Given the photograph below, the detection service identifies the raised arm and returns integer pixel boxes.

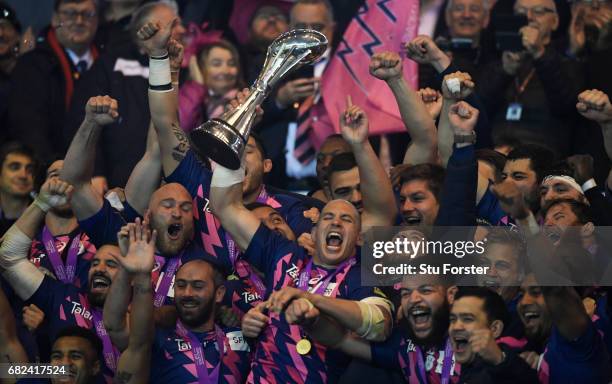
[576,89,612,191]
[139,19,189,176]
[437,72,475,167]
[542,287,590,341]
[124,122,162,215]
[369,52,437,165]
[339,98,397,230]
[113,219,156,384]
[0,180,72,300]
[209,165,260,251]
[61,96,119,220]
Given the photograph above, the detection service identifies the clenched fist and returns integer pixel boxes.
[449,101,479,135]
[137,19,178,57]
[441,72,474,100]
[576,89,612,125]
[85,95,119,126]
[369,52,402,82]
[405,36,449,69]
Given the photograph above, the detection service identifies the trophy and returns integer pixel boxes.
[190,29,328,169]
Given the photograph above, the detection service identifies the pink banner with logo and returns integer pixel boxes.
[320,0,420,137]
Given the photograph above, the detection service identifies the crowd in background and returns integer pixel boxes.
[0,0,611,383]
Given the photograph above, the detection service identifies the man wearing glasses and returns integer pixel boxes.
[482,0,583,160]
[7,0,99,176]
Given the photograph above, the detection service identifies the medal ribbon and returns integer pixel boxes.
[153,253,183,307]
[297,257,356,295]
[42,227,81,284]
[415,338,453,384]
[91,308,119,372]
[175,321,225,384]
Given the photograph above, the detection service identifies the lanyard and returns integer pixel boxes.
[234,259,267,297]
[153,254,182,307]
[42,227,81,284]
[514,68,535,99]
[415,338,453,384]
[91,308,118,372]
[175,321,225,384]
[297,257,356,295]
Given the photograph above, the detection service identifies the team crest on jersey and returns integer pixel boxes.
[227,331,250,352]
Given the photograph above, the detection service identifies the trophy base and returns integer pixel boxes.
[190,119,245,170]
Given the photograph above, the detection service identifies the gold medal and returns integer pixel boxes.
[296,338,312,355]
[227,274,239,281]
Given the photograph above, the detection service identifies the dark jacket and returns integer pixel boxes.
[8,29,97,166]
[458,346,539,384]
[481,45,583,156]
[63,42,149,188]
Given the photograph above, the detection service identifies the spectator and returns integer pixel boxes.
[0,142,35,237]
[419,0,497,89]
[63,1,185,189]
[179,34,244,132]
[8,0,99,169]
[0,1,34,141]
[481,0,583,156]
[244,4,289,84]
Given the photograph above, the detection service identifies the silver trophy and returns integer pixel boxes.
[190,29,328,169]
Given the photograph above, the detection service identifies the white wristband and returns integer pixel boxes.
[581,178,597,192]
[211,163,245,188]
[32,197,50,212]
[149,54,172,91]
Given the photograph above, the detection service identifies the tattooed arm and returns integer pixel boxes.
[140,20,190,177]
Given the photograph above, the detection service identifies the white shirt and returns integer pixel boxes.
[66,48,94,70]
[285,49,330,179]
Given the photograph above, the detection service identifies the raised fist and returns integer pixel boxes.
[520,24,546,59]
[418,88,443,120]
[369,51,402,82]
[85,95,119,126]
[37,178,74,211]
[448,101,479,135]
[576,89,612,125]
[405,35,449,70]
[441,72,474,100]
[136,19,178,57]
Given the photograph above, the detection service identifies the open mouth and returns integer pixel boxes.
[483,279,500,289]
[167,223,183,240]
[325,231,343,251]
[403,215,422,226]
[91,275,110,289]
[452,334,469,353]
[521,310,541,327]
[409,306,432,328]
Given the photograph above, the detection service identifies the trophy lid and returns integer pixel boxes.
[269,29,328,64]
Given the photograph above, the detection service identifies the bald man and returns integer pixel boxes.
[211,160,393,383]
[61,96,207,309]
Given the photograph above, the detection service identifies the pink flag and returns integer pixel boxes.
[319,0,420,138]
[228,0,294,45]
